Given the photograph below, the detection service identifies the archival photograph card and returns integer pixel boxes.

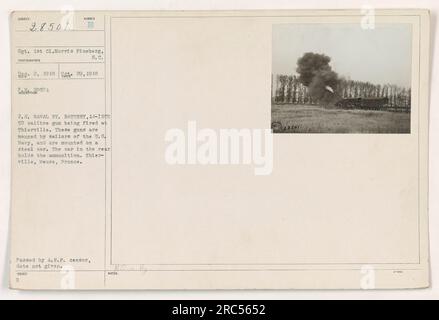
[9,9,430,289]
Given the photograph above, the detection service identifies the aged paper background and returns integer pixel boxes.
[8,9,430,290]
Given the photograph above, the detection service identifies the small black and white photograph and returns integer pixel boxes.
[271,24,412,133]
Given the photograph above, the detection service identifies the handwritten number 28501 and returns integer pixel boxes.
[29,21,72,32]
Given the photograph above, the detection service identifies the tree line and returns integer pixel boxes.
[272,74,411,108]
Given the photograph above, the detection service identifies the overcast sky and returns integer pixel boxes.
[272,24,412,88]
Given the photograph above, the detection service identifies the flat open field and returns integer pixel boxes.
[271,104,411,133]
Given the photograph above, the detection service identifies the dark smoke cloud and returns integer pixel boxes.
[296,52,340,104]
